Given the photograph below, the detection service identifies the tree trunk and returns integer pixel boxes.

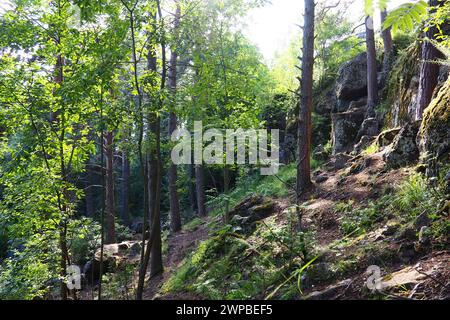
[195,164,207,217]
[188,163,197,213]
[415,0,442,120]
[149,0,165,279]
[224,165,230,223]
[59,225,68,300]
[168,1,182,233]
[365,16,378,118]
[85,156,95,218]
[105,131,116,244]
[147,118,163,277]
[121,150,130,226]
[296,0,315,201]
[380,9,393,74]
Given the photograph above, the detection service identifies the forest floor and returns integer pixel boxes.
[143,220,210,300]
[141,151,449,300]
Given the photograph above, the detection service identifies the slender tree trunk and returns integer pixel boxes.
[121,150,130,226]
[415,0,442,120]
[380,9,393,74]
[188,163,197,213]
[149,0,166,279]
[296,0,315,200]
[195,164,207,217]
[149,118,163,278]
[59,225,68,300]
[105,131,116,244]
[365,16,378,118]
[224,165,230,223]
[168,1,182,233]
[85,158,95,218]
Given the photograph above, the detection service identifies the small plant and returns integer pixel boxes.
[183,217,204,232]
[362,142,379,156]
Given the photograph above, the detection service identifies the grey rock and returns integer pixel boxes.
[332,153,353,170]
[332,108,365,154]
[398,242,416,263]
[229,195,275,234]
[414,212,431,230]
[306,279,352,300]
[335,53,368,101]
[352,135,375,156]
[376,128,401,148]
[418,226,430,246]
[357,117,379,140]
[396,226,417,242]
[383,121,421,168]
[315,175,329,184]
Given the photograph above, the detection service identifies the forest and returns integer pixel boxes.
[0,0,449,301]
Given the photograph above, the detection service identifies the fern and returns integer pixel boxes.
[383,1,429,33]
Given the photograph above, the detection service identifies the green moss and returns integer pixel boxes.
[385,41,421,126]
[182,217,204,232]
[420,79,450,136]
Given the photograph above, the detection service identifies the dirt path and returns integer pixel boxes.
[297,152,411,247]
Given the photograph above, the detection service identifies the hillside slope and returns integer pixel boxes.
[144,149,449,300]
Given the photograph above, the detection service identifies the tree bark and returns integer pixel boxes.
[188,163,197,213]
[121,150,130,226]
[105,131,116,244]
[168,1,182,233]
[149,119,163,277]
[148,0,167,278]
[195,164,207,217]
[415,0,442,120]
[380,9,393,73]
[365,16,378,118]
[85,154,95,218]
[296,0,315,203]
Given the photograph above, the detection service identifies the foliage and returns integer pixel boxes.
[383,1,429,33]
[163,213,316,300]
[101,263,137,300]
[336,173,447,238]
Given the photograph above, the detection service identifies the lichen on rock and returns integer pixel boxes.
[417,78,450,170]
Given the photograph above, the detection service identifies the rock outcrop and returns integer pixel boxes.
[229,195,275,234]
[332,108,365,154]
[83,241,141,284]
[335,53,369,104]
[383,121,421,168]
[331,53,382,154]
[417,78,450,172]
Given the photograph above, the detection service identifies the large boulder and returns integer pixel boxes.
[83,241,142,284]
[332,108,365,154]
[229,195,275,234]
[335,53,368,102]
[417,78,450,174]
[383,121,421,168]
[356,117,380,141]
[375,127,401,148]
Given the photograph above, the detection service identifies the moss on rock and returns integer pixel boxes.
[385,41,421,127]
[418,78,450,162]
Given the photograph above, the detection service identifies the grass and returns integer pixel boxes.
[362,142,379,156]
[182,217,204,232]
[335,173,447,243]
[208,157,324,218]
[162,212,316,300]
